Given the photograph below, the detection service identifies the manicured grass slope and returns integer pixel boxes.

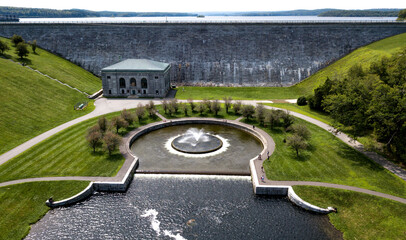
[0,181,89,240]
[0,58,94,155]
[293,186,406,240]
[1,37,101,94]
[0,111,158,183]
[258,117,406,198]
[175,33,406,100]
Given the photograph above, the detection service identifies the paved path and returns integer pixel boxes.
[0,97,405,204]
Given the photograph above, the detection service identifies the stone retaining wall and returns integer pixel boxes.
[2,23,405,86]
[249,159,335,214]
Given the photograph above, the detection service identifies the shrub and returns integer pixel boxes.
[297,96,307,106]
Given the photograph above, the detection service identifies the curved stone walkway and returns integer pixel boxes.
[0,98,405,205]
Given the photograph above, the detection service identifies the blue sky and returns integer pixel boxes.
[2,0,405,12]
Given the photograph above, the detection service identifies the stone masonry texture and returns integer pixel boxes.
[1,23,405,86]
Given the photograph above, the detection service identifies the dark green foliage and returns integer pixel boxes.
[0,39,10,54]
[15,42,29,59]
[30,39,37,53]
[314,48,406,162]
[10,34,23,46]
[308,77,333,111]
[397,9,406,21]
[297,96,307,106]
[319,9,399,17]
[265,110,281,129]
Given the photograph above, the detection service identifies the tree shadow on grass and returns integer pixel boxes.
[337,144,385,172]
[16,58,32,66]
[106,153,123,161]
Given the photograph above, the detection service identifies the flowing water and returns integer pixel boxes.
[26,175,342,240]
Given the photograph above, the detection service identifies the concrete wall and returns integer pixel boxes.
[1,23,405,86]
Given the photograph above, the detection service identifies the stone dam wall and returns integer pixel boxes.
[1,23,406,86]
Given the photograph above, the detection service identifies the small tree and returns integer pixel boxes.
[223,96,233,113]
[30,40,37,53]
[103,131,121,156]
[11,34,24,46]
[170,99,179,113]
[16,42,29,59]
[281,111,294,130]
[0,39,10,54]
[180,102,189,116]
[297,96,307,106]
[203,99,212,113]
[86,125,102,152]
[188,98,196,112]
[290,124,311,140]
[254,104,266,125]
[162,99,169,114]
[196,102,206,115]
[211,100,221,116]
[241,104,255,120]
[135,103,145,121]
[121,109,135,126]
[98,116,108,133]
[233,101,242,114]
[287,134,308,157]
[265,110,280,129]
[111,116,128,133]
[145,100,156,117]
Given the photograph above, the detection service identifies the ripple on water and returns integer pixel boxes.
[26,175,342,240]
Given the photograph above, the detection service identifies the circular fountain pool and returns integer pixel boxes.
[130,123,263,175]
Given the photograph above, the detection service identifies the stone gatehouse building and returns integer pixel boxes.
[101,59,171,98]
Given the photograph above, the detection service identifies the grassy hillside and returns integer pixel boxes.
[0,181,89,240]
[294,186,406,240]
[175,33,406,100]
[0,58,94,155]
[0,37,101,94]
[0,109,158,182]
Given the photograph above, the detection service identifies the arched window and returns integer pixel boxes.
[141,78,148,88]
[130,78,136,87]
[119,78,126,88]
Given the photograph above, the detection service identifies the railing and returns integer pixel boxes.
[0,20,404,25]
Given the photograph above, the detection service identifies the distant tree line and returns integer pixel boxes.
[0,7,196,18]
[299,48,406,163]
[318,9,400,17]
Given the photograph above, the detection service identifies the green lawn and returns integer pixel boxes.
[0,110,158,183]
[0,58,94,155]
[264,103,336,126]
[1,37,101,94]
[174,33,406,100]
[0,181,89,240]
[156,103,240,120]
[255,117,406,199]
[293,186,406,240]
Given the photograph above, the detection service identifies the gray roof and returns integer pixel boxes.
[102,59,170,72]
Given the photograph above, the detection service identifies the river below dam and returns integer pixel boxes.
[26,175,342,239]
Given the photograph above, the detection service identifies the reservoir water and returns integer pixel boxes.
[26,175,342,239]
